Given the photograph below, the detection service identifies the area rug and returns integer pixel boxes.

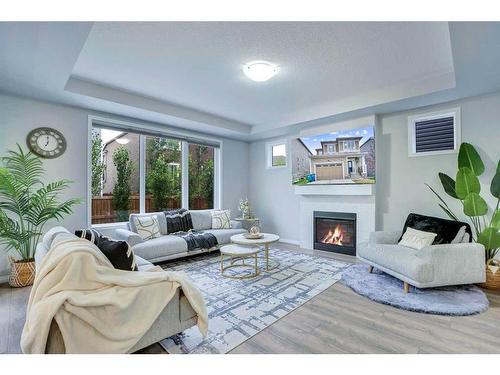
[158,249,349,353]
[341,264,489,316]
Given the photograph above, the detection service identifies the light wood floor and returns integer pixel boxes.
[3,244,500,354]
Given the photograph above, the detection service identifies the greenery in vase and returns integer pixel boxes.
[0,145,81,261]
[426,143,500,261]
[112,146,134,222]
[91,130,105,197]
[238,198,254,219]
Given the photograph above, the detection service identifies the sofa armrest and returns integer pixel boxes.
[417,242,486,284]
[115,228,144,247]
[230,220,243,229]
[369,230,401,245]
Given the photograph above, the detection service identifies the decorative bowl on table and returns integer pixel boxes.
[244,226,263,239]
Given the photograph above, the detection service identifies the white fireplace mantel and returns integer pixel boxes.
[294,184,374,196]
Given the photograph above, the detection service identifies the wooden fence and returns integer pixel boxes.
[91,195,210,224]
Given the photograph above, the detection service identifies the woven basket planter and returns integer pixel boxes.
[9,257,36,288]
[479,259,500,291]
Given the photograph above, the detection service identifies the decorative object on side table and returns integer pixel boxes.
[0,145,81,287]
[236,198,260,230]
[426,142,500,289]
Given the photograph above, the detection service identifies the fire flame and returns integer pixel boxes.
[321,225,344,245]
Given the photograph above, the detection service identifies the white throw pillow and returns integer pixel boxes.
[398,227,437,250]
[451,226,466,244]
[133,215,161,240]
[211,209,232,229]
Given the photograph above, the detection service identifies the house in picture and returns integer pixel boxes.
[311,137,368,182]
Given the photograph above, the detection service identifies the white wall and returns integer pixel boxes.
[248,137,300,242]
[0,93,249,279]
[376,91,500,231]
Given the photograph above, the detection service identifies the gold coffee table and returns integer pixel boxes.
[230,233,280,271]
[220,244,260,280]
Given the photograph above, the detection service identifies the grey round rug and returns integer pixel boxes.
[341,264,489,316]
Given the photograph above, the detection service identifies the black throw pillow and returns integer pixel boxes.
[74,228,102,245]
[164,208,193,233]
[96,237,138,271]
[399,213,472,245]
[75,229,138,271]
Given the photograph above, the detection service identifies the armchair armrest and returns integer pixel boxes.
[230,220,243,229]
[115,228,144,247]
[369,230,401,245]
[417,242,486,284]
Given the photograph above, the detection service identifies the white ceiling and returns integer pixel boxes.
[1,22,500,141]
[72,22,454,128]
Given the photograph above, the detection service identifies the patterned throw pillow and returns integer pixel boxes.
[211,209,232,229]
[398,227,437,250]
[133,215,161,240]
[97,237,138,271]
[75,228,102,245]
[75,229,137,271]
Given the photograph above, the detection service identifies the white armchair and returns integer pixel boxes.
[357,230,486,292]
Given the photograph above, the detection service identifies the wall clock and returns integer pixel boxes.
[26,127,67,159]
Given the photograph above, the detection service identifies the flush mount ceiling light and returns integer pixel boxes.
[116,137,130,145]
[242,61,279,82]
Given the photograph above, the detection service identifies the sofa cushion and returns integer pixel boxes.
[129,213,168,235]
[358,243,434,283]
[95,237,138,271]
[399,213,472,245]
[133,215,161,240]
[398,227,437,250]
[204,228,247,245]
[190,209,213,230]
[135,255,157,272]
[74,228,102,245]
[132,235,188,260]
[211,209,232,229]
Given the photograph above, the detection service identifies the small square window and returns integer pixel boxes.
[266,140,287,169]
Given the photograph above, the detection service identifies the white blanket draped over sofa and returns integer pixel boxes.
[21,234,207,354]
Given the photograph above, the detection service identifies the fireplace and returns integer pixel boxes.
[313,211,356,255]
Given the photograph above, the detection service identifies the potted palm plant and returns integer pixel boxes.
[426,143,500,289]
[0,145,80,287]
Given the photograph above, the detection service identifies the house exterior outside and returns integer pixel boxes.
[360,137,375,177]
[291,138,313,183]
[310,137,368,181]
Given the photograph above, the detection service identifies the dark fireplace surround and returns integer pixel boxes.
[313,211,357,256]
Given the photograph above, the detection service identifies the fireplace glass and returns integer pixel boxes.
[313,211,356,255]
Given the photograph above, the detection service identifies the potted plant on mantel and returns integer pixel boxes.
[426,143,500,289]
[0,145,80,287]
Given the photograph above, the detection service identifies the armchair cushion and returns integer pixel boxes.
[399,213,472,245]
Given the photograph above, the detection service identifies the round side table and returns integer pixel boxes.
[220,244,260,280]
[234,217,260,231]
[230,233,280,272]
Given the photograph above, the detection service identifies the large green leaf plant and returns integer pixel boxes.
[0,145,81,261]
[426,143,500,261]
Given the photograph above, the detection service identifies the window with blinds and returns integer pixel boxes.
[408,108,460,157]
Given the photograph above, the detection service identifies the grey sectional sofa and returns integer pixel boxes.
[115,209,247,263]
[357,230,486,292]
[35,227,198,353]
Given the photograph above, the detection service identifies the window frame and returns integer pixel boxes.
[407,107,461,158]
[87,116,222,227]
[266,139,288,169]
